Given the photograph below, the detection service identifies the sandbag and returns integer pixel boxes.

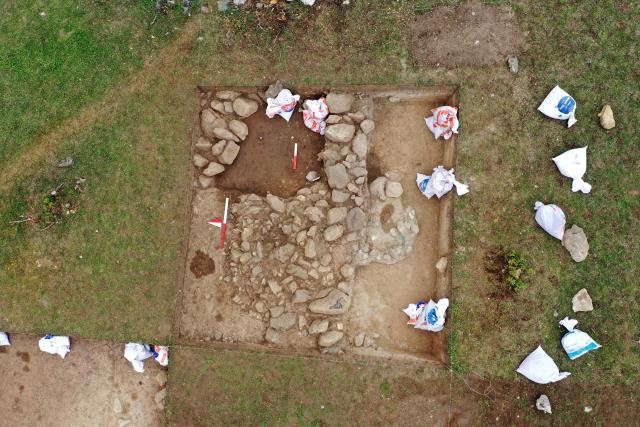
[266,89,300,122]
[302,98,329,135]
[538,86,577,127]
[534,201,566,240]
[38,335,71,358]
[153,345,169,366]
[404,298,449,332]
[416,167,469,199]
[552,147,591,193]
[559,317,601,360]
[516,346,570,384]
[0,332,9,346]
[124,343,154,373]
[424,106,459,140]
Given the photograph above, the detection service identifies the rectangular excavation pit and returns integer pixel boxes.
[178,86,457,363]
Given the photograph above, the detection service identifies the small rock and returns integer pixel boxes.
[435,257,448,273]
[232,97,259,117]
[195,137,213,151]
[318,330,344,347]
[584,406,592,413]
[507,55,519,73]
[304,240,317,259]
[309,289,350,315]
[193,153,209,168]
[270,306,285,318]
[306,171,320,182]
[327,207,348,225]
[340,264,355,280]
[325,124,356,143]
[308,319,329,334]
[331,190,350,203]
[385,180,403,198]
[229,120,249,140]
[305,206,324,223]
[57,157,74,168]
[203,162,225,176]
[346,207,366,231]
[200,109,226,139]
[572,288,593,312]
[216,90,240,100]
[350,167,367,178]
[326,93,354,114]
[210,99,225,113]
[266,194,286,213]
[598,104,615,129]
[354,332,365,347]
[265,328,280,344]
[211,140,227,156]
[326,163,350,189]
[360,119,375,134]
[562,224,589,262]
[156,372,167,387]
[113,398,122,414]
[348,111,366,123]
[218,141,240,165]
[265,81,284,99]
[286,264,309,280]
[154,388,166,409]
[213,127,239,142]
[536,394,552,414]
[324,224,344,242]
[270,312,297,331]
[268,279,282,295]
[326,114,341,124]
[223,102,234,113]
[292,289,312,304]
[198,175,213,189]
[352,133,368,158]
[369,177,388,200]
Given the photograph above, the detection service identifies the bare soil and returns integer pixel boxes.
[0,334,166,427]
[408,1,522,67]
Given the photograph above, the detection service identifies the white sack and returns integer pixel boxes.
[124,343,154,373]
[559,317,601,360]
[516,346,570,384]
[424,106,459,140]
[414,298,449,332]
[153,345,169,367]
[0,332,10,346]
[552,147,591,193]
[534,201,566,240]
[38,335,71,358]
[538,85,577,127]
[302,98,329,135]
[301,0,316,5]
[266,89,300,122]
[416,167,469,199]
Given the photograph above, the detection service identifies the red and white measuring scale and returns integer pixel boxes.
[292,142,298,170]
[207,197,229,250]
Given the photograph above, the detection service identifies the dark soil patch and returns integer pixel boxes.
[408,1,522,67]
[483,247,511,298]
[215,110,324,198]
[189,250,215,278]
[380,203,395,233]
[16,351,30,363]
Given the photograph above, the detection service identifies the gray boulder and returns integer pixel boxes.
[211,140,227,156]
[324,225,344,242]
[308,319,329,334]
[326,163,349,189]
[326,93,354,114]
[318,330,344,347]
[360,119,375,135]
[385,180,403,198]
[331,190,350,203]
[229,120,248,140]
[270,312,297,331]
[346,207,366,231]
[232,97,259,117]
[266,194,285,213]
[327,207,348,225]
[325,124,356,143]
[369,177,388,200]
[309,289,350,315]
[200,109,227,139]
[352,132,368,158]
[218,141,240,165]
[572,288,593,312]
[195,137,213,151]
[193,154,209,168]
[213,127,239,142]
[203,162,225,176]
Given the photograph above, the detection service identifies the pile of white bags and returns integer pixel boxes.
[559,317,601,360]
[516,346,570,384]
[266,89,300,122]
[0,332,10,346]
[124,343,169,373]
[552,147,592,193]
[416,166,469,199]
[538,86,577,128]
[402,298,449,332]
[302,98,329,135]
[424,106,459,140]
[38,335,71,358]
[534,201,566,240]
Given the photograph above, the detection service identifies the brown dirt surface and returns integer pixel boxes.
[408,1,522,67]
[189,249,215,278]
[215,109,324,198]
[348,92,453,362]
[0,334,166,427]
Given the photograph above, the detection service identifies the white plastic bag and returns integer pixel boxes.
[266,89,300,122]
[424,106,459,140]
[516,346,570,384]
[552,147,592,193]
[559,317,601,360]
[153,345,169,366]
[0,332,10,346]
[124,343,154,373]
[538,86,577,127]
[416,167,469,199]
[414,298,449,332]
[534,201,566,240]
[38,335,71,358]
[302,98,329,135]
[402,301,427,326]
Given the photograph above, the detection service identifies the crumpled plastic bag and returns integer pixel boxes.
[266,89,300,122]
[0,332,10,346]
[124,343,169,373]
[516,346,570,384]
[559,317,601,360]
[403,298,449,332]
[534,202,566,240]
[424,106,459,140]
[302,98,329,135]
[552,147,592,193]
[416,166,469,199]
[38,335,71,358]
[538,86,577,127]
[301,0,316,5]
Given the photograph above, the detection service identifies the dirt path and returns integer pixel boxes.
[0,334,166,427]
[0,17,203,194]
